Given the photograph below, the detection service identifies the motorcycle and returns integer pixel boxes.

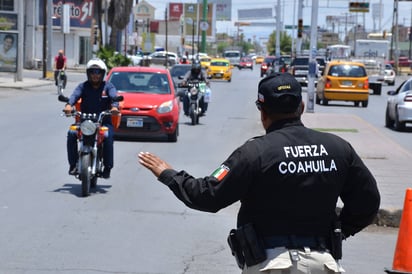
[58,95,123,197]
[179,80,211,125]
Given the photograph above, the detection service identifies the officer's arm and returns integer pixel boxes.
[339,149,380,238]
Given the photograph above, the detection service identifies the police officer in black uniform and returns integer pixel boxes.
[138,73,380,274]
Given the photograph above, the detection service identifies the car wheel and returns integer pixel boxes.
[167,124,178,142]
[315,94,320,104]
[354,101,360,107]
[228,78,231,82]
[389,81,395,86]
[394,108,406,131]
[385,106,394,128]
[361,100,368,108]
[322,98,328,106]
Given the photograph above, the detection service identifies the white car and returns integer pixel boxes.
[385,77,412,131]
[148,51,178,66]
[127,55,143,66]
[378,64,396,86]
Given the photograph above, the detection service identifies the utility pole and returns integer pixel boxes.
[201,0,207,53]
[306,0,318,113]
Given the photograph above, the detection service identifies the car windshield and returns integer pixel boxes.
[211,61,229,66]
[328,64,367,77]
[170,66,191,77]
[108,72,171,94]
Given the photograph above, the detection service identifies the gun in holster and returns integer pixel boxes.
[227,223,267,269]
[330,220,342,260]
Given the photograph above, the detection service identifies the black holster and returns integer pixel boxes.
[330,221,342,260]
[227,223,267,269]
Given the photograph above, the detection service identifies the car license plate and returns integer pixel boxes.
[215,73,222,77]
[342,80,352,86]
[126,118,143,127]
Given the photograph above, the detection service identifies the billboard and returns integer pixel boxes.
[184,3,214,37]
[169,3,183,20]
[39,0,95,28]
[209,0,232,21]
[238,8,273,20]
[0,32,17,73]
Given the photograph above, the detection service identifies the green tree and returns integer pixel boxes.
[267,31,292,55]
[107,0,134,50]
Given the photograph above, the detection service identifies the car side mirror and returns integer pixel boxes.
[387,90,397,96]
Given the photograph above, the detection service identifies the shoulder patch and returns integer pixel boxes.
[211,164,230,181]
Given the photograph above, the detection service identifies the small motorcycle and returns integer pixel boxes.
[58,95,123,197]
[179,80,211,125]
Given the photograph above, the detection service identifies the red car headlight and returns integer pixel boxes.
[157,100,174,114]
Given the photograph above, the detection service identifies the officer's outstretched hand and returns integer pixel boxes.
[138,152,172,178]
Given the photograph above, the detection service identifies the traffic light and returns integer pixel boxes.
[135,20,138,32]
[298,19,303,38]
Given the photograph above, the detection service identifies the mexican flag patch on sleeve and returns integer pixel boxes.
[211,164,230,181]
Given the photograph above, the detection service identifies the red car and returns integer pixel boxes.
[238,57,254,70]
[106,66,180,142]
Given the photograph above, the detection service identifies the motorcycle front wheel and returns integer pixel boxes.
[189,104,198,125]
[80,153,91,197]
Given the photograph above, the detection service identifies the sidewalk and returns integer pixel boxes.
[0,72,409,227]
[302,112,411,227]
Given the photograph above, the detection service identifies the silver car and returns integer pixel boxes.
[385,78,412,131]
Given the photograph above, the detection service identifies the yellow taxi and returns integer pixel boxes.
[199,55,212,69]
[255,56,264,64]
[316,60,369,107]
[207,58,233,82]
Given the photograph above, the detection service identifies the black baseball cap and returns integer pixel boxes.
[257,73,302,113]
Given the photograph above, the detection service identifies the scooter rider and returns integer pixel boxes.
[181,59,210,116]
[63,58,119,179]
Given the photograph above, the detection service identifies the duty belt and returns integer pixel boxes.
[263,235,328,250]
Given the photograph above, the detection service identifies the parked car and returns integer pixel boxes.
[289,56,326,86]
[385,78,412,131]
[316,60,369,107]
[238,57,253,70]
[377,63,396,86]
[207,58,233,82]
[148,51,179,66]
[106,66,180,142]
[260,56,276,77]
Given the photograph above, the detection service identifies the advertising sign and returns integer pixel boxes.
[39,0,95,28]
[169,3,183,20]
[0,32,17,72]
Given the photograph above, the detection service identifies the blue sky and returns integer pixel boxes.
[147,0,412,41]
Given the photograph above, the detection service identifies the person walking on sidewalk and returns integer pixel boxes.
[138,73,380,274]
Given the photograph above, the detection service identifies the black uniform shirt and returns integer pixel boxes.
[158,118,380,238]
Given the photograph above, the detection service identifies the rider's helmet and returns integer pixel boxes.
[191,59,202,76]
[86,58,107,82]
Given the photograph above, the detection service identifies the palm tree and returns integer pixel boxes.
[107,0,134,50]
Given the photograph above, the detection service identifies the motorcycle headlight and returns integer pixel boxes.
[157,100,173,114]
[80,120,97,136]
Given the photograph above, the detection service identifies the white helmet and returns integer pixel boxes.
[86,58,107,74]
[86,58,107,82]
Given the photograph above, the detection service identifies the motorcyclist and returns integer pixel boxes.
[180,56,190,64]
[181,59,210,116]
[63,58,119,179]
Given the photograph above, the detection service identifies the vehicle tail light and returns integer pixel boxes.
[363,79,369,89]
[325,78,332,88]
[405,94,412,102]
[262,64,267,69]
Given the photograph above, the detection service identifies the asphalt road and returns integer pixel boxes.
[0,67,406,273]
